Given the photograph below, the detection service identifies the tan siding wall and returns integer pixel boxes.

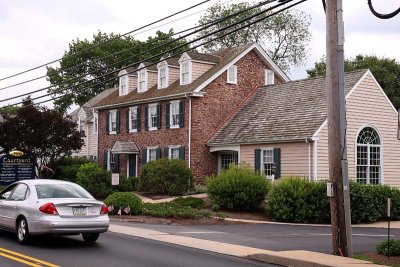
[316,72,400,186]
[168,67,179,86]
[147,71,157,89]
[192,62,214,81]
[240,142,312,178]
[316,124,329,180]
[87,123,98,157]
[128,75,137,93]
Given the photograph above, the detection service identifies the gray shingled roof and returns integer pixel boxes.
[187,51,220,63]
[111,141,139,154]
[208,70,367,146]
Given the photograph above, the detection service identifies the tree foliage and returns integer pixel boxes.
[0,105,84,174]
[197,2,311,71]
[307,55,400,109]
[47,30,189,113]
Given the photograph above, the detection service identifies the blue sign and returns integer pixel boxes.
[0,151,36,186]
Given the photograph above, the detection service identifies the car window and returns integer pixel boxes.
[0,184,17,200]
[9,184,29,201]
[35,184,93,199]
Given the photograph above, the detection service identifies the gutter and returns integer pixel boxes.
[207,137,313,147]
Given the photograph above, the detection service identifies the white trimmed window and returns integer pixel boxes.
[158,66,168,89]
[220,153,238,170]
[129,107,138,132]
[265,69,275,85]
[262,149,274,179]
[138,70,147,92]
[93,112,98,135]
[180,61,191,84]
[108,151,115,171]
[119,75,128,96]
[78,115,85,132]
[170,101,180,128]
[169,146,180,159]
[227,65,237,84]
[147,147,157,162]
[110,110,117,133]
[356,127,381,185]
[149,104,158,130]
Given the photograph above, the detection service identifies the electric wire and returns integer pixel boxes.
[367,0,400,19]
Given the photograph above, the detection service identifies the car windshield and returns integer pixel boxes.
[35,184,93,199]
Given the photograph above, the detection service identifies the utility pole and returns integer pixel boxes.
[326,0,353,257]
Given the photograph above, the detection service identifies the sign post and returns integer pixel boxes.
[111,173,120,186]
[388,198,392,259]
[0,150,36,186]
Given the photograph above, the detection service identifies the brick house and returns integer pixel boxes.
[93,43,289,181]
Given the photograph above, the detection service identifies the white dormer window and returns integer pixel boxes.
[180,61,192,85]
[265,69,275,85]
[138,70,147,92]
[227,65,237,84]
[158,66,168,89]
[119,75,128,96]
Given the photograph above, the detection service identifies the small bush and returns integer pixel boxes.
[376,239,400,256]
[211,204,220,211]
[116,175,133,192]
[170,197,204,209]
[42,157,93,182]
[206,164,270,211]
[76,163,113,199]
[142,202,211,219]
[104,192,142,215]
[139,158,194,195]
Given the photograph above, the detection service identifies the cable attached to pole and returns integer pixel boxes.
[367,0,400,19]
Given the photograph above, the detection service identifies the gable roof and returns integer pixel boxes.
[208,69,368,146]
[186,51,220,63]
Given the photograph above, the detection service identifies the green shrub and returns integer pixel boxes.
[104,192,142,215]
[76,163,113,199]
[115,175,133,192]
[142,202,211,219]
[170,197,204,209]
[139,158,194,195]
[267,178,330,223]
[206,164,270,211]
[42,157,93,182]
[376,239,400,256]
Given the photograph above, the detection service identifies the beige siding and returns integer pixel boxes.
[128,75,137,93]
[168,66,179,86]
[240,142,312,178]
[87,123,98,158]
[316,72,400,186]
[147,71,157,89]
[192,62,214,81]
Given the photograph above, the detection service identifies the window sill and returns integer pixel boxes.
[129,129,138,133]
[227,81,237,85]
[148,127,157,131]
[169,125,180,129]
[109,131,117,135]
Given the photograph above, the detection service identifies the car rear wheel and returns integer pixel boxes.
[82,233,100,243]
[16,217,30,244]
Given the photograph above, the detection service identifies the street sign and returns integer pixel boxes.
[112,173,120,185]
[0,151,36,186]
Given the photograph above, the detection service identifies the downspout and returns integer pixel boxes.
[185,94,192,168]
[312,137,319,180]
[306,139,311,181]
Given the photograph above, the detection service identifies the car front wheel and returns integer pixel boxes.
[16,217,30,244]
[82,233,100,243]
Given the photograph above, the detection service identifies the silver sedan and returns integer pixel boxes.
[0,179,109,244]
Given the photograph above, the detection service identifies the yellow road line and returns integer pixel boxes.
[0,247,60,267]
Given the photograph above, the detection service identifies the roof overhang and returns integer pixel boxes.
[111,141,139,154]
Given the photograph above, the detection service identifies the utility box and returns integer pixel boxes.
[327,182,334,197]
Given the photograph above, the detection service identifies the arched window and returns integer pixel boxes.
[356,127,381,184]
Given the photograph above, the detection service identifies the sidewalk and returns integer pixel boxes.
[109,223,386,267]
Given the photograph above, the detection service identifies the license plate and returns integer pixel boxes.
[72,207,87,216]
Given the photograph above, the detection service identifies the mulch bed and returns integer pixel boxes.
[361,252,400,266]
[110,215,247,225]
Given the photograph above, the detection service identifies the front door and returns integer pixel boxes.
[128,154,137,177]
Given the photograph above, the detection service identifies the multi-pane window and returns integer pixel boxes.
[110,110,117,132]
[138,71,146,92]
[119,75,127,96]
[93,112,98,134]
[169,147,180,159]
[227,65,237,84]
[262,149,274,178]
[159,67,167,88]
[181,62,190,84]
[78,115,85,132]
[149,104,157,130]
[220,153,238,170]
[109,152,115,171]
[170,101,180,128]
[148,148,157,162]
[129,107,138,132]
[356,127,381,184]
[265,69,274,85]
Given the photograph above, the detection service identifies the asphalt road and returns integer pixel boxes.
[111,222,399,254]
[0,230,278,267]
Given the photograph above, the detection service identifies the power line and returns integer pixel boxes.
[0,0,237,92]
[0,0,212,82]
[9,0,307,108]
[0,0,279,103]
[367,0,400,19]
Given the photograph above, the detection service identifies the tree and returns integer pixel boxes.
[47,30,189,113]
[197,2,311,71]
[307,55,400,109]
[0,105,85,176]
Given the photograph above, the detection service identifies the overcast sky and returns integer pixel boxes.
[0,0,399,109]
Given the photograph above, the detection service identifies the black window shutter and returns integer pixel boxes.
[114,154,120,173]
[164,147,169,158]
[137,107,141,131]
[128,154,136,177]
[179,146,185,160]
[116,111,120,134]
[125,110,130,133]
[273,148,281,179]
[166,103,170,129]
[156,148,161,160]
[106,112,110,134]
[142,149,147,165]
[157,104,161,129]
[179,101,185,128]
[254,149,261,172]
[103,150,108,169]
[144,106,149,131]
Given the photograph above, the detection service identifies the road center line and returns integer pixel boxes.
[0,247,60,267]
